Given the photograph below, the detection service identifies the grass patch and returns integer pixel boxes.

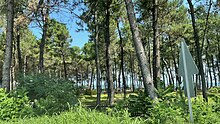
[0,107,145,124]
[79,92,137,106]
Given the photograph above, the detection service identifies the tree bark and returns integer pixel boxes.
[152,0,160,89]
[61,50,67,80]
[130,51,135,92]
[105,0,114,105]
[124,0,157,100]
[38,0,50,73]
[187,0,208,101]
[16,27,23,73]
[116,19,126,99]
[89,67,94,90]
[94,11,101,105]
[2,0,14,92]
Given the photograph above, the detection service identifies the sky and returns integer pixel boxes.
[29,8,89,48]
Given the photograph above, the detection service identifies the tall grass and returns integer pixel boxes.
[1,107,145,124]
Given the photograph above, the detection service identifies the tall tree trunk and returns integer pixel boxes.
[124,0,157,100]
[2,0,14,92]
[16,27,22,73]
[187,0,208,102]
[130,51,135,92]
[114,57,117,90]
[217,39,220,84]
[87,64,89,88]
[11,41,16,90]
[211,56,217,86]
[116,19,126,99]
[152,0,160,89]
[147,37,152,75]
[206,39,212,88]
[95,11,101,105]
[89,67,94,90]
[61,50,67,80]
[38,0,50,73]
[105,0,114,105]
[76,68,79,87]
[201,0,212,50]
[118,65,121,92]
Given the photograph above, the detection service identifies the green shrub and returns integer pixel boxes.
[126,91,153,118]
[115,88,220,124]
[17,74,78,115]
[191,97,220,124]
[0,88,33,120]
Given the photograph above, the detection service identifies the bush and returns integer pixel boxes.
[115,88,220,124]
[17,74,78,115]
[0,88,33,120]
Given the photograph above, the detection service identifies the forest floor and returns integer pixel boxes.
[79,91,137,107]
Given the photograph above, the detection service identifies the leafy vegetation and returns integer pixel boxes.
[113,89,220,124]
[0,88,33,120]
[17,74,78,115]
[0,106,146,124]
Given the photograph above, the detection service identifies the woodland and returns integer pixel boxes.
[0,0,220,124]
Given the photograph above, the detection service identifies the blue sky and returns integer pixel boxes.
[29,9,89,48]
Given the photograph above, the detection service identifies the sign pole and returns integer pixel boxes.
[181,42,194,123]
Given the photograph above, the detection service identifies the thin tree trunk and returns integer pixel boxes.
[2,0,14,92]
[118,66,121,92]
[16,27,22,73]
[187,0,208,102]
[38,0,50,73]
[152,0,160,89]
[11,42,16,90]
[130,51,135,92]
[76,68,79,87]
[206,39,212,88]
[147,37,152,75]
[89,67,94,90]
[201,0,212,51]
[94,11,101,105]
[86,64,89,87]
[116,19,126,99]
[211,56,217,86]
[105,0,114,105]
[124,0,157,100]
[61,50,67,80]
[217,38,220,84]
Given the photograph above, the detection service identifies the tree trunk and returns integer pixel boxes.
[94,11,101,105]
[16,27,23,73]
[152,0,160,89]
[118,65,121,92]
[130,51,135,92]
[116,19,126,99]
[187,0,208,102]
[38,0,50,73]
[105,0,114,105]
[124,0,157,100]
[2,0,14,92]
[89,67,94,90]
[147,37,152,75]
[217,39,220,84]
[211,56,217,86]
[61,50,67,80]
[206,39,212,88]
[76,68,79,87]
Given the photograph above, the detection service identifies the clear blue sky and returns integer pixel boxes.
[29,9,89,48]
